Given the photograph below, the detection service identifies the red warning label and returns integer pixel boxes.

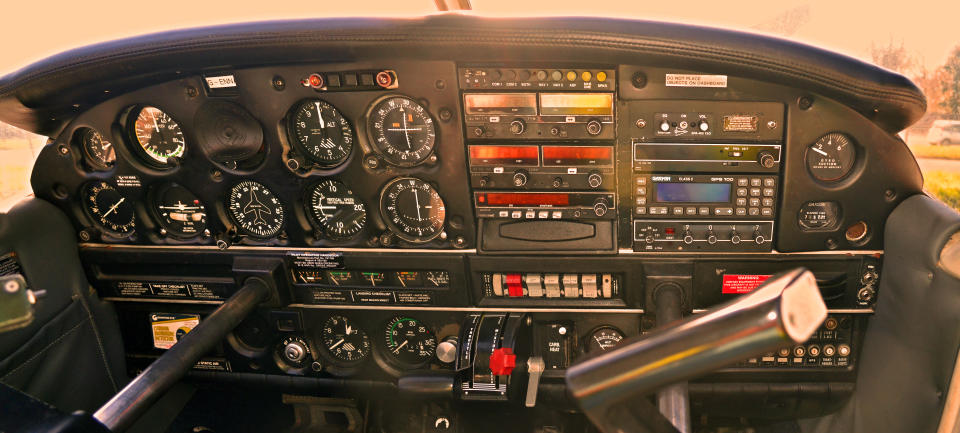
[721,274,772,294]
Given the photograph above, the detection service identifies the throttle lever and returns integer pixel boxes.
[566,268,826,433]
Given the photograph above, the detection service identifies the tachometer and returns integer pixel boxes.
[806,133,856,182]
[382,316,436,369]
[287,99,354,167]
[83,181,135,237]
[151,183,207,238]
[305,180,366,239]
[130,106,186,166]
[78,128,115,170]
[227,181,285,239]
[379,178,446,243]
[367,96,436,166]
[320,315,371,364]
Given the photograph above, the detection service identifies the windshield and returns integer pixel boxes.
[1,0,958,210]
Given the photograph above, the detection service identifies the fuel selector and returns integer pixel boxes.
[276,335,314,372]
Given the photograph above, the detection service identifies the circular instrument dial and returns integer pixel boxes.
[227,181,285,239]
[130,106,186,165]
[320,315,371,364]
[79,128,115,170]
[382,316,436,368]
[151,183,207,238]
[83,181,135,236]
[586,326,625,353]
[367,96,436,166]
[306,180,367,239]
[379,178,446,243]
[288,99,354,167]
[806,133,856,182]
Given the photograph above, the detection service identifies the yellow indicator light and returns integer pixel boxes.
[566,71,577,81]
[596,71,607,82]
[581,71,592,82]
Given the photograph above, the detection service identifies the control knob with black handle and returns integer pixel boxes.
[586,119,603,136]
[758,151,776,168]
[510,119,526,135]
[587,171,603,189]
[593,198,610,217]
[513,170,529,187]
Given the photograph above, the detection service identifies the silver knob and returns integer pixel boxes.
[510,119,526,135]
[283,341,307,363]
[586,120,603,136]
[587,172,603,189]
[436,338,459,364]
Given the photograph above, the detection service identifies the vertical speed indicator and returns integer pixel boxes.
[305,180,367,239]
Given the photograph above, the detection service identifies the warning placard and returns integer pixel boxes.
[721,274,772,294]
[150,313,200,349]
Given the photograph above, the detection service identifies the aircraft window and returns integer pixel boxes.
[0,122,43,211]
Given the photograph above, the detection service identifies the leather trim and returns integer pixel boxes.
[0,15,924,136]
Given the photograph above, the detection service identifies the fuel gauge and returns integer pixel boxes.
[424,271,450,287]
[359,271,386,287]
[324,270,357,286]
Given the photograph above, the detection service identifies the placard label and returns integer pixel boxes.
[721,274,772,294]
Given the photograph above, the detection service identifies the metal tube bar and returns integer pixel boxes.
[94,277,270,432]
[654,285,691,433]
[566,268,826,413]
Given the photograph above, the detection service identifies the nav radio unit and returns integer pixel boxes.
[628,101,786,252]
[460,66,617,254]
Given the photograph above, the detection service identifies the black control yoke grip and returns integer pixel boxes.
[93,277,271,432]
[565,268,826,433]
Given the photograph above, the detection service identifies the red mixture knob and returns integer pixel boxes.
[489,347,517,375]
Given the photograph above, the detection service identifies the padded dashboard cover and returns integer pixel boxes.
[0,15,925,137]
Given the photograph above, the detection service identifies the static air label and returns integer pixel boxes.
[665,74,728,88]
[150,313,200,350]
[721,274,772,294]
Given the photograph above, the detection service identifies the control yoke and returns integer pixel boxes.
[93,276,272,432]
[565,268,826,433]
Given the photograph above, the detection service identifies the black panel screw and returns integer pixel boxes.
[272,76,286,91]
[439,108,453,122]
[79,230,92,242]
[631,72,647,89]
[884,189,897,201]
[435,79,446,90]
[57,144,69,155]
[798,96,814,110]
[825,237,838,250]
[185,86,199,98]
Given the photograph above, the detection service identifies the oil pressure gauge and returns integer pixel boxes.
[586,326,625,353]
[806,133,856,182]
